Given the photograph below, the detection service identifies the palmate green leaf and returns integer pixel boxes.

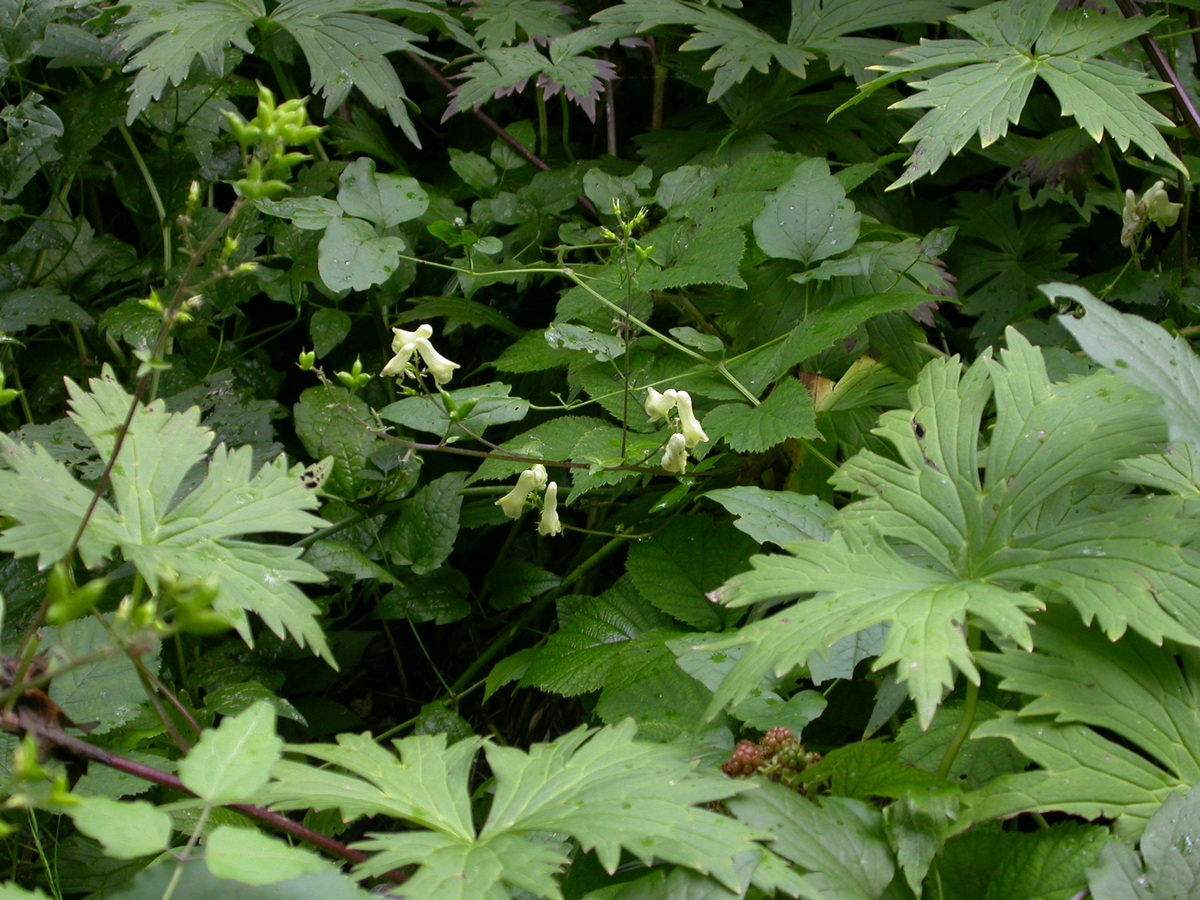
[709,328,1199,727]
[593,0,814,101]
[704,486,834,546]
[0,370,332,663]
[853,0,1181,188]
[121,0,464,143]
[120,0,263,123]
[0,92,63,198]
[466,0,573,49]
[710,532,1042,727]
[965,612,1200,832]
[317,216,406,293]
[265,721,757,899]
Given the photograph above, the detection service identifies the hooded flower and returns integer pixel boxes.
[645,387,708,449]
[672,390,708,449]
[495,465,549,518]
[662,433,689,475]
[1121,180,1183,248]
[644,387,676,422]
[382,324,460,385]
[537,481,563,536]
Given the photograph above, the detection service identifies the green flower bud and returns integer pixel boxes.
[297,350,316,371]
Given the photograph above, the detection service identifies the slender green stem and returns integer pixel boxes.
[116,122,170,269]
[936,627,981,780]
[535,86,549,158]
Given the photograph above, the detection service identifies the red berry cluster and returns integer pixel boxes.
[721,727,821,786]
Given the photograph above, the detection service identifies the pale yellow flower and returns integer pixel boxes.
[662,433,688,474]
[495,465,548,518]
[537,481,563,536]
[381,323,460,385]
[672,390,708,449]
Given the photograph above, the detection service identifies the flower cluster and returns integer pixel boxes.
[381,323,460,385]
[645,387,708,474]
[1121,180,1183,248]
[495,464,562,536]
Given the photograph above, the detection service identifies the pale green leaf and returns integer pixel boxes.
[467,0,572,49]
[753,158,860,266]
[109,863,372,899]
[336,157,428,227]
[888,56,1037,190]
[379,383,529,442]
[68,797,172,859]
[705,486,834,546]
[1088,784,1200,899]
[205,826,333,885]
[318,216,406,292]
[625,515,757,629]
[0,886,51,899]
[479,721,754,885]
[1039,58,1177,165]
[710,329,1187,727]
[726,785,895,900]
[966,613,1200,832]
[0,371,330,662]
[265,722,757,897]
[704,379,819,453]
[1052,284,1200,447]
[180,701,282,805]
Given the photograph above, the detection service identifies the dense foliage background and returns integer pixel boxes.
[6,0,1200,896]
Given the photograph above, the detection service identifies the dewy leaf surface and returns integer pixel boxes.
[264,721,757,899]
[709,328,1198,727]
[0,370,332,663]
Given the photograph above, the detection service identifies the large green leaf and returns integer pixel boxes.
[264,721,758,899]
[709,329,1199,727]
[967,612,1200,833]
[0,371,331,662]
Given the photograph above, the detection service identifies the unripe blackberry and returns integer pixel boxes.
[722,741,765,777]
[760,727,799,759]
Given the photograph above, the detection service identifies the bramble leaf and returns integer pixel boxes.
[0,370,332,663]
